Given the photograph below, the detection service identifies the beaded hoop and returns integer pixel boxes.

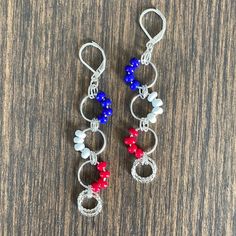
[74,41,112,217]
[74,128,106,158]
[80,94,112,124]
[124,127,158,158]
[122,8,166,183]
[130,94,163,123]
[77,161,110,192]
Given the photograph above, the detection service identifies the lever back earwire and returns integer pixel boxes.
[79,42,107,98]
[79,41,106,77]
[139,8,166,65]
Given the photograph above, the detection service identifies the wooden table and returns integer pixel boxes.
[0,0,235,235]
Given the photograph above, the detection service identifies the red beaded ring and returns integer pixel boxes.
[123,128,145,159]
[91,162,110,193]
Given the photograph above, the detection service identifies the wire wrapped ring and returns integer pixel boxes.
[77,189,103,217]
[131,156,157,183]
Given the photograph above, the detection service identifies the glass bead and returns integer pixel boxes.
[130,80,140,90]
[130,57,140,68]
[96,91,106,102]
[124,74,135,84]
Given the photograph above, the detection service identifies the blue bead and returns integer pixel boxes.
[125,65,134,74]
[96,91,106,102]
[101,98,112,108]
[130,58,140,69]
[102,108,113,117]
[130,80,140,90]
[124,74,135,84]
[98,114,108,124]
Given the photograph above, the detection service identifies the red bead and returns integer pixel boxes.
[128,144,137,154]
[100,170,110,179]
[124,137,136,145]
[128,128,138,137]
[97,162,107,171]
[135,149,144,159]
[98,178,108,189]
[91,182,100,192]
[124,137,130,145]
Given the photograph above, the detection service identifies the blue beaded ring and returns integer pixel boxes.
[95,90,113,124]
[123,58,141,91]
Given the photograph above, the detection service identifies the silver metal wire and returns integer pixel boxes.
[77,160,94,189]
[139,118,149,132]
[139,8,166,65]
[136,127,158,155]
[82,128,107,155]
[80,96,93,122]
[138,84,149,99]
[90,118,100,132]
[137,62,158,89]
[89,151,98,165]
[130,94,142,121]
[79,41,106,99]
[79,41,106,78]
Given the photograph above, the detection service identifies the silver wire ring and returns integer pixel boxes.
[139,8,166,45]
[82,128,107,155]
[137,61,158,88]
[79,41,106,77]
[77,161,95,189]
[77,189,103,217]
[131,156,157,183]
[130,93,158,122]
[80,96,95,122]
[136,127,158,155]
[130,94,144,121]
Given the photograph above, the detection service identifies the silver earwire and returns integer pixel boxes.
[79,41,106,77]
[79,41,107,99]
[139,8,166,65]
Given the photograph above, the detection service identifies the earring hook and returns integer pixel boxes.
[79,41,106,79]
[79,41,106,99]
[139,8,166,65]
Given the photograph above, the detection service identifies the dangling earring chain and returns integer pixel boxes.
[123,8,166,183]
[74,42,112,217]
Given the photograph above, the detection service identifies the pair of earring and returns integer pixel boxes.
[73,8,166,217]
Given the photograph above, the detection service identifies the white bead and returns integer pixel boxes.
[147,92,158,102]
[81,148,90,159]
[147,113,157,123]
[152,107,164,115]
[152,98,163,107]
[74,143,85,151]
[73,137,84,144]
[75,130,86,139]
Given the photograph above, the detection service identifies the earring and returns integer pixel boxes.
[123,8,166,183]
[74,42,112,217]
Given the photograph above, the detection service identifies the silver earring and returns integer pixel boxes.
[74,42,112,217]
[122,8,166,183]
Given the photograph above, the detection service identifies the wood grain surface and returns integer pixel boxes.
[0,0,235,235]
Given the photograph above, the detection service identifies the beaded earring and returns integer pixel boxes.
[123,8,166,183]
[74,42,112,217]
